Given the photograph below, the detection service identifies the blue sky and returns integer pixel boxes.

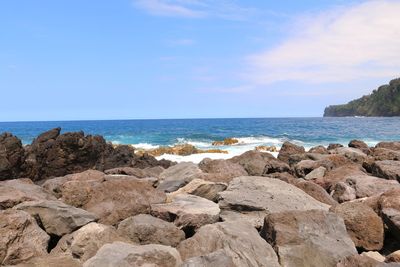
[1,0,399,121]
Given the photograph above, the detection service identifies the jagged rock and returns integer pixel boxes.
[366,160,400,181]
[117,214,185,247]
[349,140,371,154]
[0,209,50,265]
[59,175,166,225]
[376,142,400,152]
[260,210,357,267]
[378,189,400,241]
[292,179,337,205]
[0,178,55,209]
[168,179,227,202]
[328,143,344,150]
[278,141,305,164]
[305,166,326,180]
[83,242,182,267]
[330,147,368,164]
[218,176,329,228]
[345,174,400,198]
[309,145,329,154]
[15,200,98,236]
[315,164,366,190]
[199,158,247,179]
[386,250,400,263]
[181,250,235,267]
[371,148,400,161]
[0,132,24,181]
[330,202,384,251]
[151,194,220,230]
[330,182,357,203]
[104,166,164,178]
[294,160,321,177]
[178,220,280,267]
[229,150,278,176]
[157,162,203,192]
[52,222,129,262]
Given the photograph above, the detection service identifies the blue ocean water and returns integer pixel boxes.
[0,118,399,149]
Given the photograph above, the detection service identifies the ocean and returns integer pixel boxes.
[1,117,400,163]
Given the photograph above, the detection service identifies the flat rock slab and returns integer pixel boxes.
[15,200,98,236]
[151,194,220,230]
[117,214,185,247]
[178,220,280,267]
[218,176,329,226]
[52,222,129,262]
[167,178,227,202]
[83,242,182,267]
[261,210,357,267]
[0,209,50,265]
[0,178,55,209]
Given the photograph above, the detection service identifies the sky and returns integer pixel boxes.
[1,0,400,121]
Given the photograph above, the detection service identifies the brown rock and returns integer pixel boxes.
[371,148,400,161]
[278,141,306,164]
[199,158,247,178]
[157,162,203,192]
[378,189,400,241]
[331,182,357,203]
[328,143,344,150]
[211,138,239,146]
[386,250,400,263]
[349,140,371,154]
[292,179,337,205]
[376,141,400,151]
[117,214,185,247]
[0,132,24,181]
[367,160,400,181]
[0,209,50,265]
[168,178,227,202]
[337,254,384,267]
[330,202,384,251]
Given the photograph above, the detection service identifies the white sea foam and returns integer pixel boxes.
[131,143,160,150]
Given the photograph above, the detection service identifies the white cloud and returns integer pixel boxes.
[247,0,400,84]
[133,0,257,20]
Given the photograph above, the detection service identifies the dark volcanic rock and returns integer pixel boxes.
[0,133,24,181]
[349,140,371,155]
[278,141,306,164]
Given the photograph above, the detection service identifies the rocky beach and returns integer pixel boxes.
[1,128,400,266]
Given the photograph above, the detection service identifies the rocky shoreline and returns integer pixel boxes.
[1,128,400,266]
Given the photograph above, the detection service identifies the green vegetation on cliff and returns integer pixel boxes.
[324,78,400,117]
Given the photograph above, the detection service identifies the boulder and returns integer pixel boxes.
[305,166,326,180]
[292,179,337,205]
[386,250,400,263]
[0,178,55,209]
[337,254,386,267]
[151,194,220,231]
[345,175,400,198]
[315,164,366,190]
[60,176,166,225]
[182,250,235,267]
[12,254,82,267]
[371,148,400,161]
[278,141,306,164]
[309,145,329,154]
[349,140,371,154]
[0,132,24,181]
[328,143,344,150]
[330,182,357,203]
[294,160,321,177]
[167,179,227,202]
[330,202,384,251]
[362,251,386,262]
[117,214,185,247]
[218,176,329,228]
[0,209,50,265]
[229,150,279,176]
[260,210,357,267]
[52,222,128,262]
[330,147,368,164]
[15,200,98,236]
[83,242,182,267]
[177,220,280,267]
[366,160,400,181]
[199,158,247,178]
[376,141,400,152]
[104,166,164,178]
[188,172,236,184]
[158,162,203,192]
[378,189,400,240]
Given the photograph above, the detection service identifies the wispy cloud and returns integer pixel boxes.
[246,0,400,84]
[133,0,257,20]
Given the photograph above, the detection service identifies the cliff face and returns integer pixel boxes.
[324,78,400,117]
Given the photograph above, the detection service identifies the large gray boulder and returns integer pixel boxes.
[199,158,247,180]
[15,200,98,236]
[218,176,329,228]
[157,162,203,192]
[260,210,357,267]
[151,194,220,230]
[0,209,50,265]
[0,178,55,209]
[52,222,129,262]
[117,214,185,247]
[178,220,280,267]
[83,242,182,267]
